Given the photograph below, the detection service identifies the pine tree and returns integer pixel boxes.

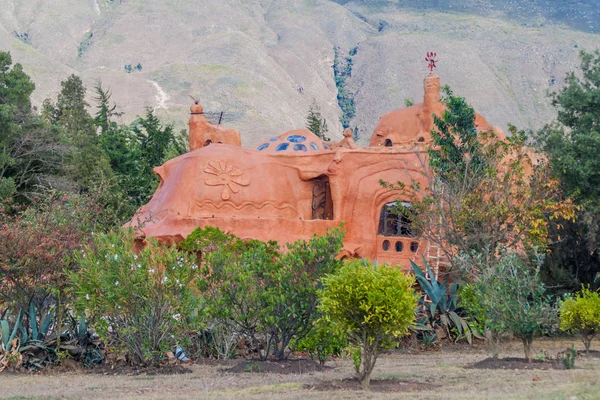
[306,100,330,141]
[93,82,120,134]
[53,75,115,191]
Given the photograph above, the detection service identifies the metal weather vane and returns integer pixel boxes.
[425,52,438,71]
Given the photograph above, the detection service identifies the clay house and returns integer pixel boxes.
[128,72,501,274]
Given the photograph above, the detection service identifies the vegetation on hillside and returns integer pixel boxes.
[333,46,357,131]
[306,100,330,141]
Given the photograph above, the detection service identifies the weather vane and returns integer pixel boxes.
[425,52,438,71]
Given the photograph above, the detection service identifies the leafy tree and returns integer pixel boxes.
[306,100,329,141]
[560,286,600,353]
[0,52,66,202]
[534,50,600,293]
[319,259,416,387]
[383,87,576,274]
[0,193,102,347]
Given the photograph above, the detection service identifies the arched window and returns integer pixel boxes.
[378,202,416,237]
[384,139,393,147]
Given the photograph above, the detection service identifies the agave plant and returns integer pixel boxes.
[1,309,23,351]
[410,258,477,343]
[0,310,24,372]
[0,302,103,370]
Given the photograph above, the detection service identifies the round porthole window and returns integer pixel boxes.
[293,144,308,152]
[410,241,419,253]
[256,143,269,151]
[395,241,403,253]
[276,143,289,151]
[287,135,307,143]
[382,240,390,252]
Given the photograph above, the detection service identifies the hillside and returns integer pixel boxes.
[0,0,598,146]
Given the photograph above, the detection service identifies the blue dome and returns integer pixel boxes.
[255,130,332,154]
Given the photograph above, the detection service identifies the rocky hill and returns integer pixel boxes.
[0,0,598,146]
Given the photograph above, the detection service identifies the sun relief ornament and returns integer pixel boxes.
[204,160,250,200]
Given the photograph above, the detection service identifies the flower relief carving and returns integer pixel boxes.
[204,160,250,200]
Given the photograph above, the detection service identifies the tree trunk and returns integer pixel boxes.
[55,288,63,363]
[485,328,500,358]
[359,343,378,389]
[583,333,594,354]
[522,338,532,363]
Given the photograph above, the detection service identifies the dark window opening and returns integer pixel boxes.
[382,240,390,251]
[410,241,419,253]
[312,176,333,220]
[395,241,403,253]
[378,202,417,237]
[385,139,393,147]
[418,137,425,143]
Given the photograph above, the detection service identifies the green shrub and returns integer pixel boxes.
[295,318,347,365]
[560,286,600,353]
[463,251,557,362]
[459,283,506,357]
[197,226,344,361]
[70,229,203,366]
[319,259,416,387]
[179,226,235,261]
[201,237,277,360]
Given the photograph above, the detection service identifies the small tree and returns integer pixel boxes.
[319,260,416,387]
[382,87,576,275]
[462,251,557,362]
[560,286,600,353]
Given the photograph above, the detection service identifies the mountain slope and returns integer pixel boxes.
[0,0,598,146]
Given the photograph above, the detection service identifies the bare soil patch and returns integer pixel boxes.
[87,363,192,376]
[306,378,428,393]
[226,358,331,374]
[470,357,562,370]
[578,349,600,358]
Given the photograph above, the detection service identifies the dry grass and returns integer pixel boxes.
[1,338,599,400]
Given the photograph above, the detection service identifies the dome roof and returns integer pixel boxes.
[255,129,331,154]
